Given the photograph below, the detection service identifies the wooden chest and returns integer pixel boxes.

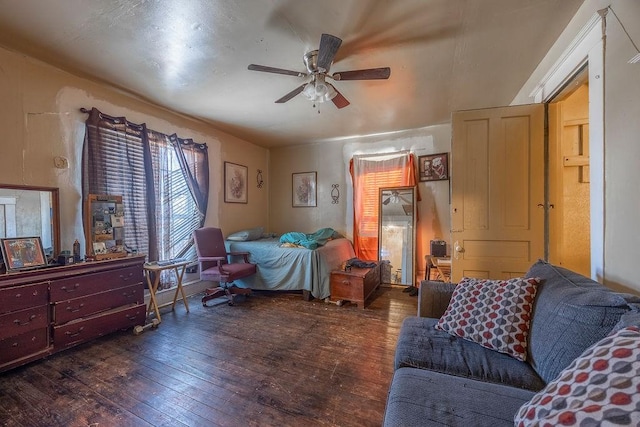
[330,263,380,309]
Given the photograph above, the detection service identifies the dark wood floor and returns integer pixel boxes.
[0,285,417,427]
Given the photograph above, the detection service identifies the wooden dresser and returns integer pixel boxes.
[0,255,146,372]
[330,263,381,309]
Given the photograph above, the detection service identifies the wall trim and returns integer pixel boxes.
[529,10,605,281]
[529,12,603,103]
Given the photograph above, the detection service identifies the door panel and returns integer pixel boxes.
[451,104,544,281]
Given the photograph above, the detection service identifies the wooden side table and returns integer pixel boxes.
[143,259,190,323]
[330,263,381,309]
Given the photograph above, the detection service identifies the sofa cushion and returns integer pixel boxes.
[436,276,540,361]
[525,260,640,384]
[395,317,545,391]
[514,326,640,426]
[384,367,536,427]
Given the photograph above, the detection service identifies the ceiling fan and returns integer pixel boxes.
[382,190,413,206]
[248,33,391,109]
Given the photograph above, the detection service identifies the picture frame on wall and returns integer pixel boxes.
[292,171,317,207]
[418,153,449,182]
[224,161,248,203]
[0,236,47,272]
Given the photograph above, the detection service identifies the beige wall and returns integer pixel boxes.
[0,47,269,254]
[269,125,452,279]
[514,0,640,293]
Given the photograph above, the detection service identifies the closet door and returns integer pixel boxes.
[450,104,544,281]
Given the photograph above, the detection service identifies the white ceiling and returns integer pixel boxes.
[0,0,584,148]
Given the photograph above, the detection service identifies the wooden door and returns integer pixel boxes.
[451,104,545,281]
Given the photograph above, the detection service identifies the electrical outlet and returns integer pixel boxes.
[53,156,69,169]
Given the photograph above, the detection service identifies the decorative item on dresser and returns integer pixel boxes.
[0,255,146,373]
[330,261,381,308]
[84,194,127,260]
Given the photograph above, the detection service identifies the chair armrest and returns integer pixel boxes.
[227,251,251,263]
[198,256,226,262]
[417,280,456,318]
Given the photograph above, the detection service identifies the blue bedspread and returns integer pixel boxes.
[279,227,339,249]
[225,237,355,299]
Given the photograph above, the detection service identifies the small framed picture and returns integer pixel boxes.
[418,153,449,182]
[292,171,317,207]
[0,237,47,272]
[224,162,248,204]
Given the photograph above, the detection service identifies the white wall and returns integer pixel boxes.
[514,0,640,293]
[269,124,452,279]
[0,46,269,256]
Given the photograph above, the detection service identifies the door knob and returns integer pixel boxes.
[453,241,464,260]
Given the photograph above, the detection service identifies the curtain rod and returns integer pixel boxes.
[352,150,411,161]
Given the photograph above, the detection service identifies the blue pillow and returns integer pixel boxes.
[226,227,264,241]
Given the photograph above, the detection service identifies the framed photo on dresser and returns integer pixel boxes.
[0,236,47,272]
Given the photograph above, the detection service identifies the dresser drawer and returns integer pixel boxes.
[53,303,146,349]
[50,265,142,302]
[0,328,49,365]
[0,305,49,340]
[53,283,144,325]
[0,282,49,315]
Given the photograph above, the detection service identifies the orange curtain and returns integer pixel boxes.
[349,152,417,261]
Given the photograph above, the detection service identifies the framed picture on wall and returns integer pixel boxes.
[418,153,449,182]
[224,162,248,203]
[292,171,317,207]
[0,236,47,272]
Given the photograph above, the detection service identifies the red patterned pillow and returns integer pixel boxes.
[515,326,640,426]
[435,277,540,361]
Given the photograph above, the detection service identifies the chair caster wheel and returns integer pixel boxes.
[227,301,234,306]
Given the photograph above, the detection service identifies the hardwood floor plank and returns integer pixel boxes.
[0,285,417,426]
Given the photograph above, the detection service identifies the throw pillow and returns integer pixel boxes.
[226,227,264,241]
[514,326,640,426]
[435,276,540,361]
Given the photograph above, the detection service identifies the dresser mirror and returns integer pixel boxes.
[378,186,416,286]
[0,184,60,262]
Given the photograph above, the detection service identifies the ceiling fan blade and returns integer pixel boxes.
[329,85,350,109]
[248,64,306,78]
[333,67,391,81]
[317,33,342,72]
[275,84,306,103]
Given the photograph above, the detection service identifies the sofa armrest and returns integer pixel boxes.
[417,280,456,318]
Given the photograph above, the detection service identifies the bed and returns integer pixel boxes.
[224,236,356,299]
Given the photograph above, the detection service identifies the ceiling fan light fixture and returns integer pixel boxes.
[302,75,337,103]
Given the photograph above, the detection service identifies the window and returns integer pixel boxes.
[82,108,209,287]
[350,152,416,260]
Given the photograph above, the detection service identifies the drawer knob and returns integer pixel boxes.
[65,327,85,338]
[13,314,37,326]
[61,283,81,292]
[66,303,85,313]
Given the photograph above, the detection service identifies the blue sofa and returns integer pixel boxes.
[383,260,640,427]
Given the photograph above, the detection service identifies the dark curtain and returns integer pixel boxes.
[82,107,207,262]
[169,133,209,226]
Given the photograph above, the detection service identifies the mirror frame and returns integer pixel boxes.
[0,183,60,260]
[378,185,416,286]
